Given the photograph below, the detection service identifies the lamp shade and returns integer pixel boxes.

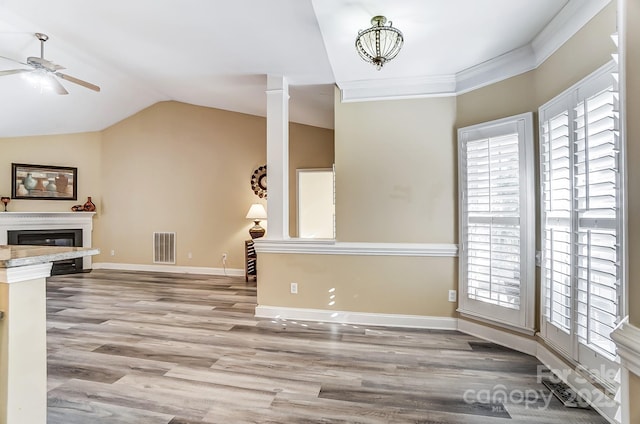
[246,203,267,220]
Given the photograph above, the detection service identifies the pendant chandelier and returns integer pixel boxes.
[355,15,404,70]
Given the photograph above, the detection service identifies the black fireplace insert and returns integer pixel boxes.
[8,229,84,275]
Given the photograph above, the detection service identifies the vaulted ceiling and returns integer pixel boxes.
[0,0,609,137]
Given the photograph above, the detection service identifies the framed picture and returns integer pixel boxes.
[11,163,78,200]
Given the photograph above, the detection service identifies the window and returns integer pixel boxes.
[458,112,535,332]
[539,61,622,389]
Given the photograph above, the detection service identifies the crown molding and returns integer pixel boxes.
[455,45,536,95]
[532,0,612,66]
[339,75,456,102]
[337,0,612,102]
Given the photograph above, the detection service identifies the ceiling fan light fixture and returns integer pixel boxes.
[0,32,98,94]
[22,69,54,93]
[355,15,404,70]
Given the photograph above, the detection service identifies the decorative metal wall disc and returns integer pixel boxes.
[251,165,267,198]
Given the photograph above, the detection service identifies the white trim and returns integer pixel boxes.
[457,317,537,356]
[336,0,611,102]
[531,0,612,66]
[457,311,536,337]
[253,240,458,257]
[265,74,290,241]
[254,305,458,330]
[611,317,640,377]
[0,262,52,284]
[339,75,457,102]
[455,45,536,95]
[92,262,244,277]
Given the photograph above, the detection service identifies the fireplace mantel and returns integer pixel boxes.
[0,212,96,269]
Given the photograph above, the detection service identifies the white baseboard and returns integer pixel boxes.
[457,318,538,356]
[92,262,244,277]
[254,305,458,330]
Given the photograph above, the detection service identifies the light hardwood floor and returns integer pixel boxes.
[46,270,608,423]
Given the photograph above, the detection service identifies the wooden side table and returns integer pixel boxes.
[245,239,257,282]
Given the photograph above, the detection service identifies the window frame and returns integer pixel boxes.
[457,112,536,333]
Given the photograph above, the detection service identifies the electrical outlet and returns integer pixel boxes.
[110,249,115,256]
[187,252,193,259]
[290,282,298,294]
[448,290,457,302]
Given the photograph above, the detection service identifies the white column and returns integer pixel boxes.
[265,75,290,240]
[0,263,52,424]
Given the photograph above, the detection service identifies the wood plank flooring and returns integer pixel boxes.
[46,270,608,423]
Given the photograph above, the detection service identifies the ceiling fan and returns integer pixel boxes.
[0,32,100,95]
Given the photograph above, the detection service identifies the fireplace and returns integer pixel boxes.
[8,229,84,275]
[0,212,96,271]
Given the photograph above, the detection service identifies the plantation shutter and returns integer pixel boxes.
[541,107,573,335]
[458,113,535,331]
[465,134,521,308]
[574,83,620,358]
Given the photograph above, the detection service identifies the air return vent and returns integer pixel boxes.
[153,232,176,264]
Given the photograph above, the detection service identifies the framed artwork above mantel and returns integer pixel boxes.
[11,163,78,200]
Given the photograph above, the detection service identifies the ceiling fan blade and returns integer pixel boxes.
[0,69,32,77]
[45,73,68,95]
[55,72,100,92]
[0,55,29,67]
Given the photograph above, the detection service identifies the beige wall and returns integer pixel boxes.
[632,372,640,423]
[336,93,457,243]
[258,253,457,317]
[0,132,103,247]
[288,123,334,238]
[257,92,458,316]
[98,101,333,269]
[0,102,333,271]
[456,71,536,129]
[99,101,265,269]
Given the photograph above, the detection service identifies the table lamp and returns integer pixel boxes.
[246,203,267,239]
